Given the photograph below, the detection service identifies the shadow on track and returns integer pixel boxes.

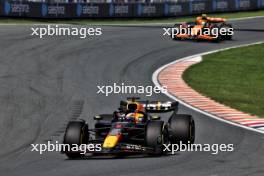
[64,153,176,160]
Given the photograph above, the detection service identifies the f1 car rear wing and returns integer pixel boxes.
[143,101,178,113]
[120,98,178,113]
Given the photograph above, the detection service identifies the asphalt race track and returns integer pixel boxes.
[0,18,264,176]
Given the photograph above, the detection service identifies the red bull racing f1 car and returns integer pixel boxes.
[62,97,195,158]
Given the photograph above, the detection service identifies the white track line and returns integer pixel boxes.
[229,15,264,21]
[152,41,264,135]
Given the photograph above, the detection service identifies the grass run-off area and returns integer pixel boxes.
[183,43,264,118]
[0,10,264,25]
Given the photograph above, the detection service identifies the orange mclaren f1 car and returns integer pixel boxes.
[62,97,195,158]
[172,14,233,42]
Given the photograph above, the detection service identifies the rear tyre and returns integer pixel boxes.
[63,121,89,159]
[168,114,195,145]
[210,24,222,43]
[214,34,222,43]
[145,121,168,155]
[220,23,233,40]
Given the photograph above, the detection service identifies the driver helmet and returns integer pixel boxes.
[125,113,136,122]
[125,113,145,123]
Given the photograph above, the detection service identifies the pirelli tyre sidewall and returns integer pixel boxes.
[145,120,168,155]
[168,114,195,145]
[63,121,89,158]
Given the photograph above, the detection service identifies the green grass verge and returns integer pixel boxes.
[0,10,264,25]
[183,43,264,118]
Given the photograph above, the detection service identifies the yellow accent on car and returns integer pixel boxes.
[103,135,119,148]
[135,113,143,121]
[94,115,101,119]
[157,101,161,110]
[151,115,159,120]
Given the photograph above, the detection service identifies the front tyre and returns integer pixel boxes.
[63,120,89,158]
[145,121,168,155]
[172,24,181,40]
[168,114,195,144]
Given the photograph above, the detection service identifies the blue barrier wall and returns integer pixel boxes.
[0,0,263,18]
